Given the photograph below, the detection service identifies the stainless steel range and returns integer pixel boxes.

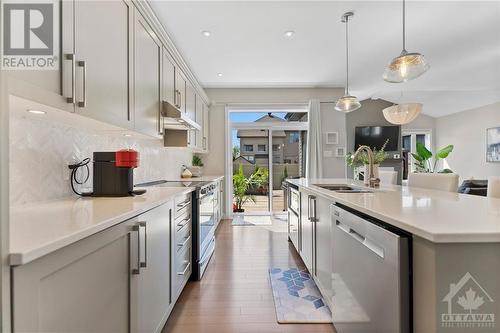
[135,180,217,280]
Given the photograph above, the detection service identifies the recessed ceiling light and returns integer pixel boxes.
[123,134,132,137]
[202,30,211,37]
[284,30,295,38]
[217,73,223,77]
[27,109,46,115]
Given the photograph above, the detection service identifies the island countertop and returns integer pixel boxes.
[287,178,500,243]
[10,187,195,266]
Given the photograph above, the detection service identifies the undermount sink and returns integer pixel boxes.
[313,184,373,193]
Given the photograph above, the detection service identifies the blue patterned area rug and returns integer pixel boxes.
[269,268,332,323]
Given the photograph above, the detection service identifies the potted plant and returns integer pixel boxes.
[233,164,258,213]
[252,166,269,195]
[189,155,204,177]
[346,139,390,184]
[412,143,454,173]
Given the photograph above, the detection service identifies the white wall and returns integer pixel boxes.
[9,96,192,206]
[203,88,346,178]
[435,102,500,180]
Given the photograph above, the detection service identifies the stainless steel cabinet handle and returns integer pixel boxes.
[203,137,207,150]
[139,221,147,268]
[177,262,191,276]
[311,196,317,222]
[177,199,190,210]
[132,225,141,274]
[176,217,190,230]
[65,54,76,104]
[174,89,178,107]
[177,235,191,248]
[77,60,87,108]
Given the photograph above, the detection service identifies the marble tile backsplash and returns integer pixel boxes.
[10,110,192,206]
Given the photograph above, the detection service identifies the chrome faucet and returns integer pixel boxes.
[352,145,380,188]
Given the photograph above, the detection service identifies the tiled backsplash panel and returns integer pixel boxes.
[10,107,192,206]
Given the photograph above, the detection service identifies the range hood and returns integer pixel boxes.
[161,101,201,131]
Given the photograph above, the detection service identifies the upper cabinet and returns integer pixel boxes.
[7,0,210,144]
[70,0,133,129]
[134,11,162,138]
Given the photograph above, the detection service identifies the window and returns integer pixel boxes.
[272,144,280,151]
[243,155,255,162]
[257,144,266,152]
[243,144,254,152]
[289,132,300,143]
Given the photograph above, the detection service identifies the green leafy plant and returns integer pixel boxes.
[232,164,258,212]
[412,143,454,173]
[232,146,240,161]
[192,155,204,167]
[346,139,390,167]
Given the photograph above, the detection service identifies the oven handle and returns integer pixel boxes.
[200,237,215,265]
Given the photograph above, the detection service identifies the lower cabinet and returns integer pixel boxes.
[12,218,137,332]
[12,196,192,333]
[296,188,333,306]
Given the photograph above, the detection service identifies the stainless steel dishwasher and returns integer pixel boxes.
[331,204,411,333]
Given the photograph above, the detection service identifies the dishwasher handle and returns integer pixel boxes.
[335,220,385,259]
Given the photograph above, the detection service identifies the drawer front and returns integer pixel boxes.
[174,245,192,295]
[174,194,191,216]
[175,214,191,234]
[175,222,192,254]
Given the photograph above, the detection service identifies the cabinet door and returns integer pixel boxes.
[300,190,314,271]
[314,196,333,302]
[73,0,133,128]
[203,103,209,151]
[195,95,204,149]
[186,81,196,147]
[162,49,176,109]
[135,201,174,333]
[175,70,186,113]
[12,219,137,333]
[134,11,162,138]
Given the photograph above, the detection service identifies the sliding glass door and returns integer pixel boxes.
[228,110,308,217]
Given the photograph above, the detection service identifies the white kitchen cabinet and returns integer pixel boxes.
[173,193,193,297]
[12,218,138,333]
[134,10,162,138]
[202,102,210,152]
[185,81,197,148]
[300,189,315,271]
[175,69,187,113]
[135,201,174,333]
[71,0,134,128]
[314,195,333,303]
[195,95,204,150]
[162,49,176,110]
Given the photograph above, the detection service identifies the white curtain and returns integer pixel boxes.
[306,99,323,179]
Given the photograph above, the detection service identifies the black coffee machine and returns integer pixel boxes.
[92,150,145,197]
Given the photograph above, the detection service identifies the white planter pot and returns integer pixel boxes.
[363,164,380,185]
[188,166,203,177]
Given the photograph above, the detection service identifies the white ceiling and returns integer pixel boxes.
[149,1,500,117]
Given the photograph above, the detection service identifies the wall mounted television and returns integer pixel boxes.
[354,126,399,151]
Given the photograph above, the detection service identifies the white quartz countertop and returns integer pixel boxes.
[288,178,500,243]
[164,175,224,183]
[10,187,194,266]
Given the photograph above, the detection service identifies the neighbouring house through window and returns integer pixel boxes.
[244,144,254,152]
[258,144,266,152]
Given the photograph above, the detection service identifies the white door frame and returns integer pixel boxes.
[224,105,308,218]
[402,129,433,174]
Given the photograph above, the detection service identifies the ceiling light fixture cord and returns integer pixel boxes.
[345,14,349,95]
[402,0,406,52]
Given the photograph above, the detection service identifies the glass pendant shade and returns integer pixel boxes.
[382,102,422,124]
[334,95,361,113]
[383,50,430,83]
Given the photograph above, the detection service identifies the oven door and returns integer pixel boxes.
[199,189,216,258]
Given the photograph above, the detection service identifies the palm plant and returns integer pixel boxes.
[232,164,258,212]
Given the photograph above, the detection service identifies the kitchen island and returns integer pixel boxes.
[287,178,500,333]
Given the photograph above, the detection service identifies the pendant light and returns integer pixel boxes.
[335,12,361,113]
[383,0,429,83]
[383,102,422,124]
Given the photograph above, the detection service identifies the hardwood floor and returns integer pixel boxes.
[163,219,336,333]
